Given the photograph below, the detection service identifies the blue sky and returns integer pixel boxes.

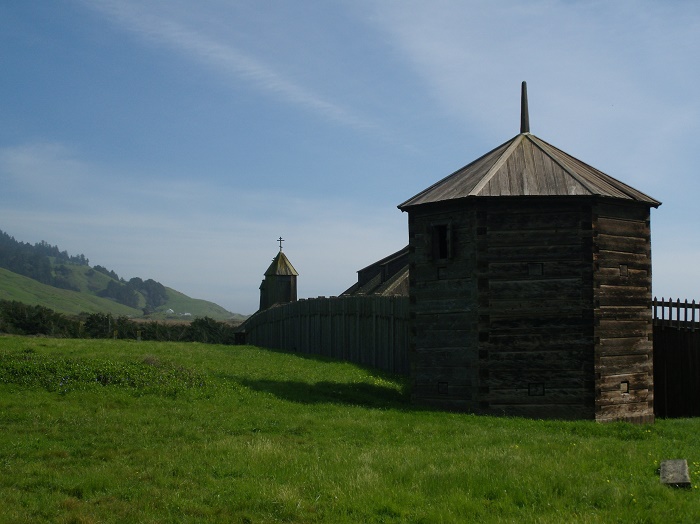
[1,1,699,314]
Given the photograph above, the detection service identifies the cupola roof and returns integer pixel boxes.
[399,82,661,210]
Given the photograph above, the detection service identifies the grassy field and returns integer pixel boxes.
[0,336,698,523]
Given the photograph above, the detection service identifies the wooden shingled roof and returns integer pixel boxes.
[264,251,298,276]
[399,83,661,210]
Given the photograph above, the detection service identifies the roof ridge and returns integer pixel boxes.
[469,134,525,196]
[526,135,597,195]
[265,251,298,276]
[397,137,515,209]
[531,135,661,206]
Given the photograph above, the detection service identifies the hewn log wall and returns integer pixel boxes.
[477,200,595,419]
[593,202,654,423]
[408,205,479,410]
[407,197,655,422]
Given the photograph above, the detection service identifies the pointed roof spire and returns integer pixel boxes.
[520,81,530,134]
[265,250,298,276]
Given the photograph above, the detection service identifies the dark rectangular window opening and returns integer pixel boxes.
[620,264,629,277]
[620,381,630,394]
[431,223,451,260]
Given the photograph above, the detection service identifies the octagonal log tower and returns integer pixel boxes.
[398,83,660,422]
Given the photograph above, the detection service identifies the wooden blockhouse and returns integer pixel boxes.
[398,83,661,422]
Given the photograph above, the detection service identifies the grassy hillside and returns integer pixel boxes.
[0,268,141,316]
[0,264,241,321]
[156,287,247,322]
[1,336,698,523]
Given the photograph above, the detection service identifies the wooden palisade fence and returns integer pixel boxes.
[242,295,699,418]
[241,296,410,375]
[652,297,700,418]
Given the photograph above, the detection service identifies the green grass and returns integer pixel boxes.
[0,336,698,523]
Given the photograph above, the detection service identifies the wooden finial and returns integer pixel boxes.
[520,81,530,134]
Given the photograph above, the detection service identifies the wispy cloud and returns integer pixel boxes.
[0,142,90,196]
[366,0,700,193]
[79,0,381,133]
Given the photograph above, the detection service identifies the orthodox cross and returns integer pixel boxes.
[277,236,284,251]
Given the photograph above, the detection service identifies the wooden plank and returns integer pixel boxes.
[488,260,585,278]
[597,337,652,356]
[487,210,583,230]
[486,244,586,261]
[486,387,593,404]
[415,329,475,348]
[598,372,651,391]
[487,350,592,370]
[593,307,651,321]
[595,251,651,267]
[596,269,649,287]
[413,312,477,331]
[489,278,582,300]
[595,234,649,254]
[484,334,591,352]
[594,201,650,222]
[487,302,588,317]
[411,384,475,400]
[413,298,476,315]
[488,315,588,332]
[596,319,651,339]
[486,230,583,247]
[595,285,650,307]
[487,369,591,389]
[411,277,476,297]
[595,216,649,237]
[413,366,476,384]
[596,354,652,375]
[413,346,478,363]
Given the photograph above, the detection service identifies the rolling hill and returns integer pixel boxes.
[0,229,247,322]
[0,266,244,322]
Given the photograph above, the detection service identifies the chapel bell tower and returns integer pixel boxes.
[259,237,299,311]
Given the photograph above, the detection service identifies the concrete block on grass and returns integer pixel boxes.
[660,460,691,488]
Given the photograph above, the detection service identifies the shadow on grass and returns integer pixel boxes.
[238,378,411,409]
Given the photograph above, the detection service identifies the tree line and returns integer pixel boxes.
[0,230,89,290]
[97,277,168,311]
[0,300,241,345]
[0,229,168,312]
